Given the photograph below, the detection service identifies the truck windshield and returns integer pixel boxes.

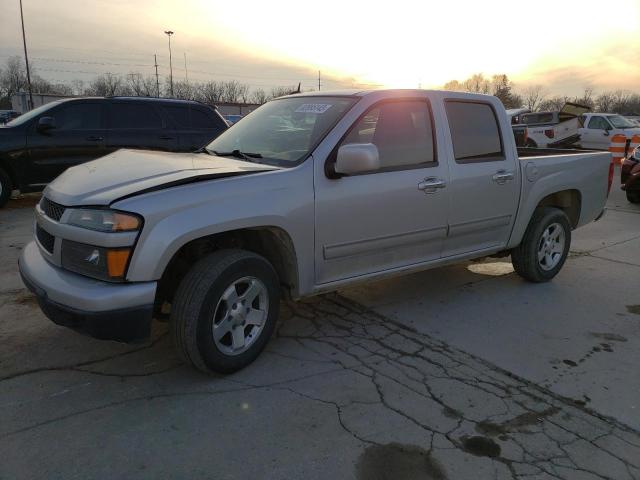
[608,115,636,129]
[206,96,357,166]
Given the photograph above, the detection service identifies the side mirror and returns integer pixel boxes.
[37,116,56,132]
[603,129,610,136]
[334,143,380,175]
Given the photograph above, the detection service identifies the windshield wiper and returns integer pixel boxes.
[211,149,263,161]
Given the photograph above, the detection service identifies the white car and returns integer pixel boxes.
[578,113,640,150]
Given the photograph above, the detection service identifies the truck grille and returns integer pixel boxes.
[36,224,55,254]
[40,197,66,222]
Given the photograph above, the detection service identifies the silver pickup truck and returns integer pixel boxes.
[19,89,612,373]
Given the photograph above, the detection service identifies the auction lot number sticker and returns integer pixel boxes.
[295,103,333,114]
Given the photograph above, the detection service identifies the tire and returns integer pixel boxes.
[626,191,640,204]
[511,207,571,283]
[170,249,280,374]
[0,168,12,208]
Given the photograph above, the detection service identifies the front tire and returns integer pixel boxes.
[170,249,280,374]
[511,207,571,282]
[626,191,640,204]
[0,168,12,208]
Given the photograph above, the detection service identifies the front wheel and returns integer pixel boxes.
[626,190,640,204]
[170,249,280,374]
[511,207,571,282]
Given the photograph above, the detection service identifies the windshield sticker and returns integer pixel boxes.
[295,103,333,114]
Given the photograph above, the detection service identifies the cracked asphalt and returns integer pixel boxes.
[1,172,639,480]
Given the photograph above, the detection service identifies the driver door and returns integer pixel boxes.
[581,116,611,149]
[314,99,449,285]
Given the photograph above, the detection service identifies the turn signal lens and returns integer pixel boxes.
[107,249,131,278]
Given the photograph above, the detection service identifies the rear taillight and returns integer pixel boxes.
[544,129,555,139]
[607,160,614,196]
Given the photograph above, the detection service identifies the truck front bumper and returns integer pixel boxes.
[19,242,157,343]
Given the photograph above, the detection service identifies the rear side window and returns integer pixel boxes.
[341,100,436,171]
[110,103,162,129]
[445,101,504,163]
[191,109,218,128]
[522,113,554,125]
[164,105,224,130]
[53,103,102,130]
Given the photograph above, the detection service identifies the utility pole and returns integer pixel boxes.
[154,54,160,97]
[318,70,321,91]
[164,30,174,97]
[19,0,33,110]
[183,52,188,84]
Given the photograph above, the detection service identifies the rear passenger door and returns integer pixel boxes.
[442,100,519,257]
[163,104,228,152]
[106,101,178,153]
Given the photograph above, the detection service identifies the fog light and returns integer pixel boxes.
[107,249,131,278]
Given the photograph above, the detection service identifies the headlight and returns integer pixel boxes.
[61,240,132,282]
[66,209,141,232]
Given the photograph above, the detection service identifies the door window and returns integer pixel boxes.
[588,116,611,130]
[340,100,436,171]
[445,101,504,163]
[110,103,163,129]
[52,103,102,130]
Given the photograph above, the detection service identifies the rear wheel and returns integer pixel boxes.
[170,249,280,374]
[0,168,12,208]
[511,207,571,282]
[626,191,640,204]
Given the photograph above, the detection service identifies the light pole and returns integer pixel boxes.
[19,0,34,109]
[164,30,174,97]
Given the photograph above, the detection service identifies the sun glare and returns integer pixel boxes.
[180,0,639,90]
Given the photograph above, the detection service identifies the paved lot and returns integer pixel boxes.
[1,172,639,480]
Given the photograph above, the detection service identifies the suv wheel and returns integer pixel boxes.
[511,207,571,282]
[626,191,640,204]
[170,249,280,374]
[0,168,12,208]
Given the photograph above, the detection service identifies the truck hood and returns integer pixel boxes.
[45,149,281,206]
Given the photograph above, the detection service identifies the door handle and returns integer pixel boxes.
[492,170,514,184]
[418,177,446,194]
[85,135,103,141]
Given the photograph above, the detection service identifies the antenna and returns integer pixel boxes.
[318,70,321,91]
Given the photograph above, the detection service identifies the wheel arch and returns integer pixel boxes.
[155,226,300,311]
[534,189,582,229]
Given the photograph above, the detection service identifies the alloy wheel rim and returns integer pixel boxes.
[537,223,565,271]
[211,276,268,356]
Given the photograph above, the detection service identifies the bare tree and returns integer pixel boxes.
[85,73,127,96]
[521,85,546,111]
[250,88,268,104]
[270,85,297,99]
[126,73,156,97]
[463,73,491,94]
[538,96,568,112]
[595,92,616,112]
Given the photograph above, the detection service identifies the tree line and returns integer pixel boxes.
[3,55,640,115]
[444,73,640,114]
[0,56,298,109]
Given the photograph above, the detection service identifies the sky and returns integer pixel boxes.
[1,0,639,96]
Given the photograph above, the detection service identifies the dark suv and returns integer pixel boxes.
[0,97,228,207]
